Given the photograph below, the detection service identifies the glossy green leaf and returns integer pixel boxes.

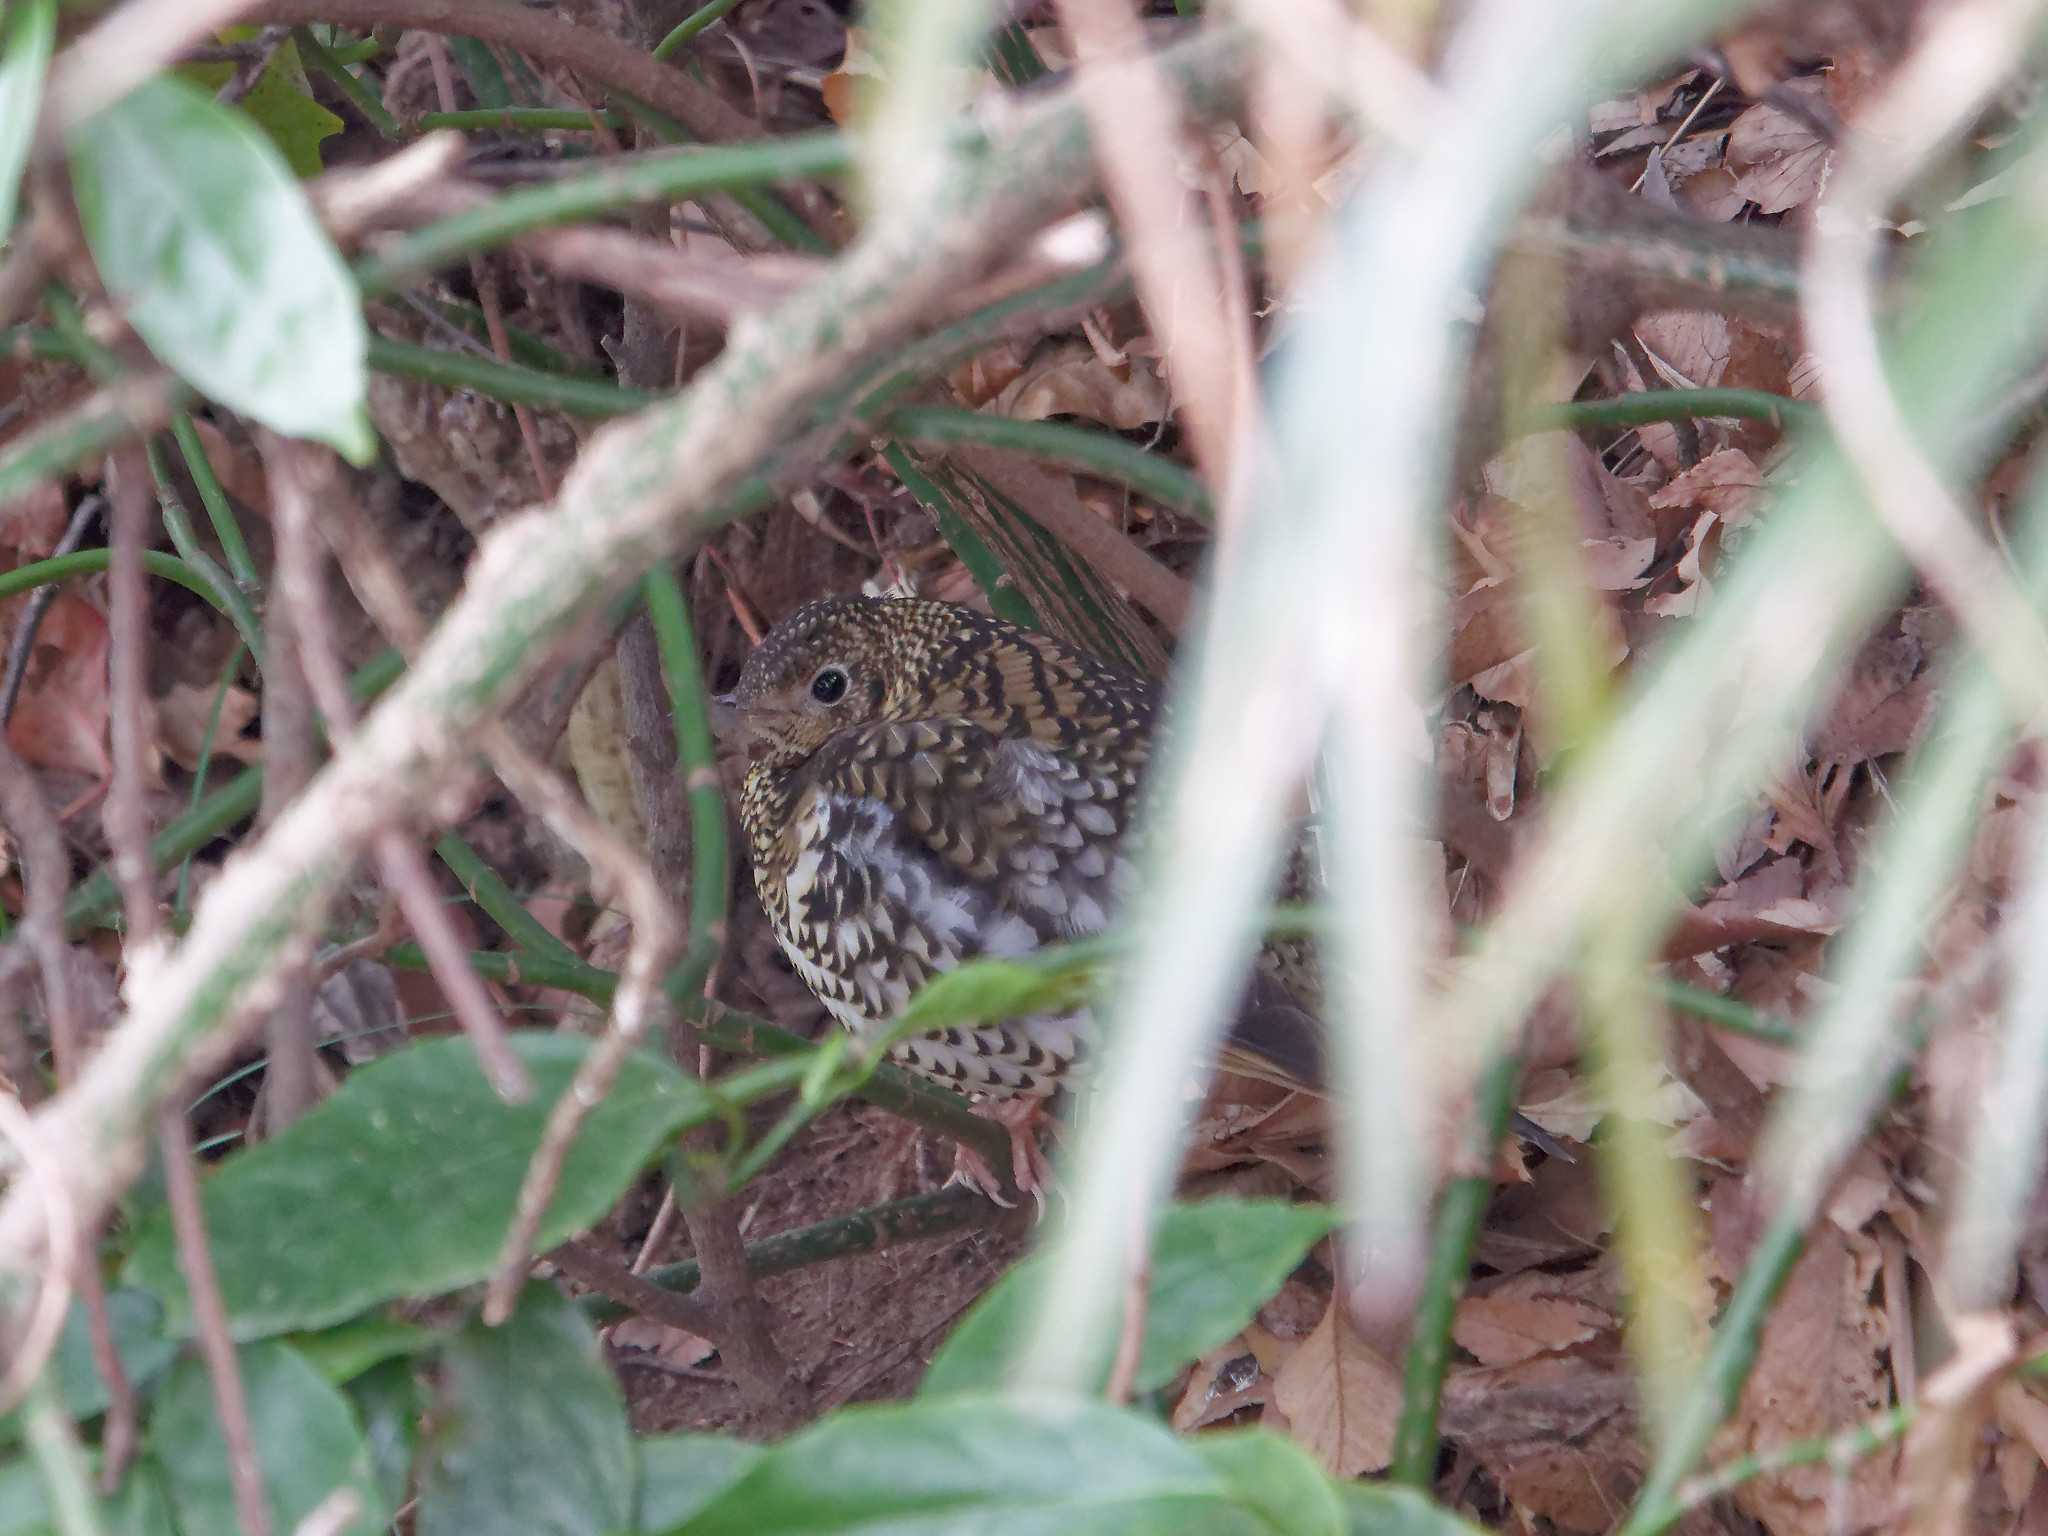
[636,1435,766,1533]
[922,1199,1335,1398]
[0,1288,176,1447]
[1340,1484,1491,1535]
[0,0,53,238]
[1193,1432,1344,1536]
[121,1034,710,1338]
[151,1341,384,1536]
[417,1284,633,1536]
[67,75,373,458]
[663,1393,1283,1535]
[288,1315,436,1384]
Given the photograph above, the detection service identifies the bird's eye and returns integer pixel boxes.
[809,666,850,705]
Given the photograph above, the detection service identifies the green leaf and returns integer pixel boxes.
[0,0,54,239]
[107,1461,176,1536]
[1340,1484,1490,1535]
[662,1394,1280,1535]
[121,1034,710,1338]
[349,1359,423,1515]
[1191,1432,1343,1536]
[0,1449,173,1535]
[922,1199,1335,1398]
[151,1341,385,1536]
[895,944,1104,1035]
[181,42,344,176]
[287,1315,437,1384]
[417,1284,633,1536]
[67,75,373,459]
[0,1454,54,1536]
[0,1288,177,1446]
[635,1435,766,1533]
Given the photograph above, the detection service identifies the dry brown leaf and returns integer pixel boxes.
[1172,1346,1267,1432]
[1643,510,1719,618]
[1649,449,1765,526]
[1635,310,1732,391]
[1439,1353,1641,1533]
[153,677,261,773]
[1718,1221,1895,1532]
[1810,605,1944,764]
[4,592,111,779]
[1725,78,1833,214]
[1272,1297,1402,1477]
[0,483,70,562]
[986,341,1169,430]
[1453,1267,1616,1367]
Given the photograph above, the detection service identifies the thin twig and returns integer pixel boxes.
[158,1110,272,1536]
[261,435,532,1103]
[214,25,288,106]
[550,1237,718,1337]
[1103,1219,1151,1404]
[0,724,138,1485]
[102,452,159,943]
[480,733,680,1323]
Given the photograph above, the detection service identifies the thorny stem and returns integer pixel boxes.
[581,1185,1002,1326]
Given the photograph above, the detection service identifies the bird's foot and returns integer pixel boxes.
[946,1096,1054,1216]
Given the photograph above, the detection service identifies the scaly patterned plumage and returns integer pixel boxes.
[730,596,1334,1197]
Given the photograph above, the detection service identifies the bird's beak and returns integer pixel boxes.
[706,692,742,741]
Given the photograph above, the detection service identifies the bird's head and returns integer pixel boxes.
[723,595,956,763]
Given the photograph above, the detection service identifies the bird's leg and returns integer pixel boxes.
[946,1095,1054,1213]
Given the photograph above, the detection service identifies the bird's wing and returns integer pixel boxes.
[773,718,1136,999]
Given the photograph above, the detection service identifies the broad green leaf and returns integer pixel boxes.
[107,1461,176,1536]
[349,1359,423,1515]
[288,1315,436,1385]
[417,1284,633,1536]
[0,1448,171,1535]
[664,1393,1277,1536]
[122,1034,709,1338]
[922,1199,1335,1398]
[151,1341,384,1536]
[67,76,373,459]
[0,1288,176,1446]
[1192,1432,1343,1536]
[1340,1485,1490,1535]
[636,1435,766,1533]
[0,1454,54,1536]
[180,41,343,176]
[0,0,53,238]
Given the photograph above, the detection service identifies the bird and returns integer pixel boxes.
[727,594,1556,1202]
